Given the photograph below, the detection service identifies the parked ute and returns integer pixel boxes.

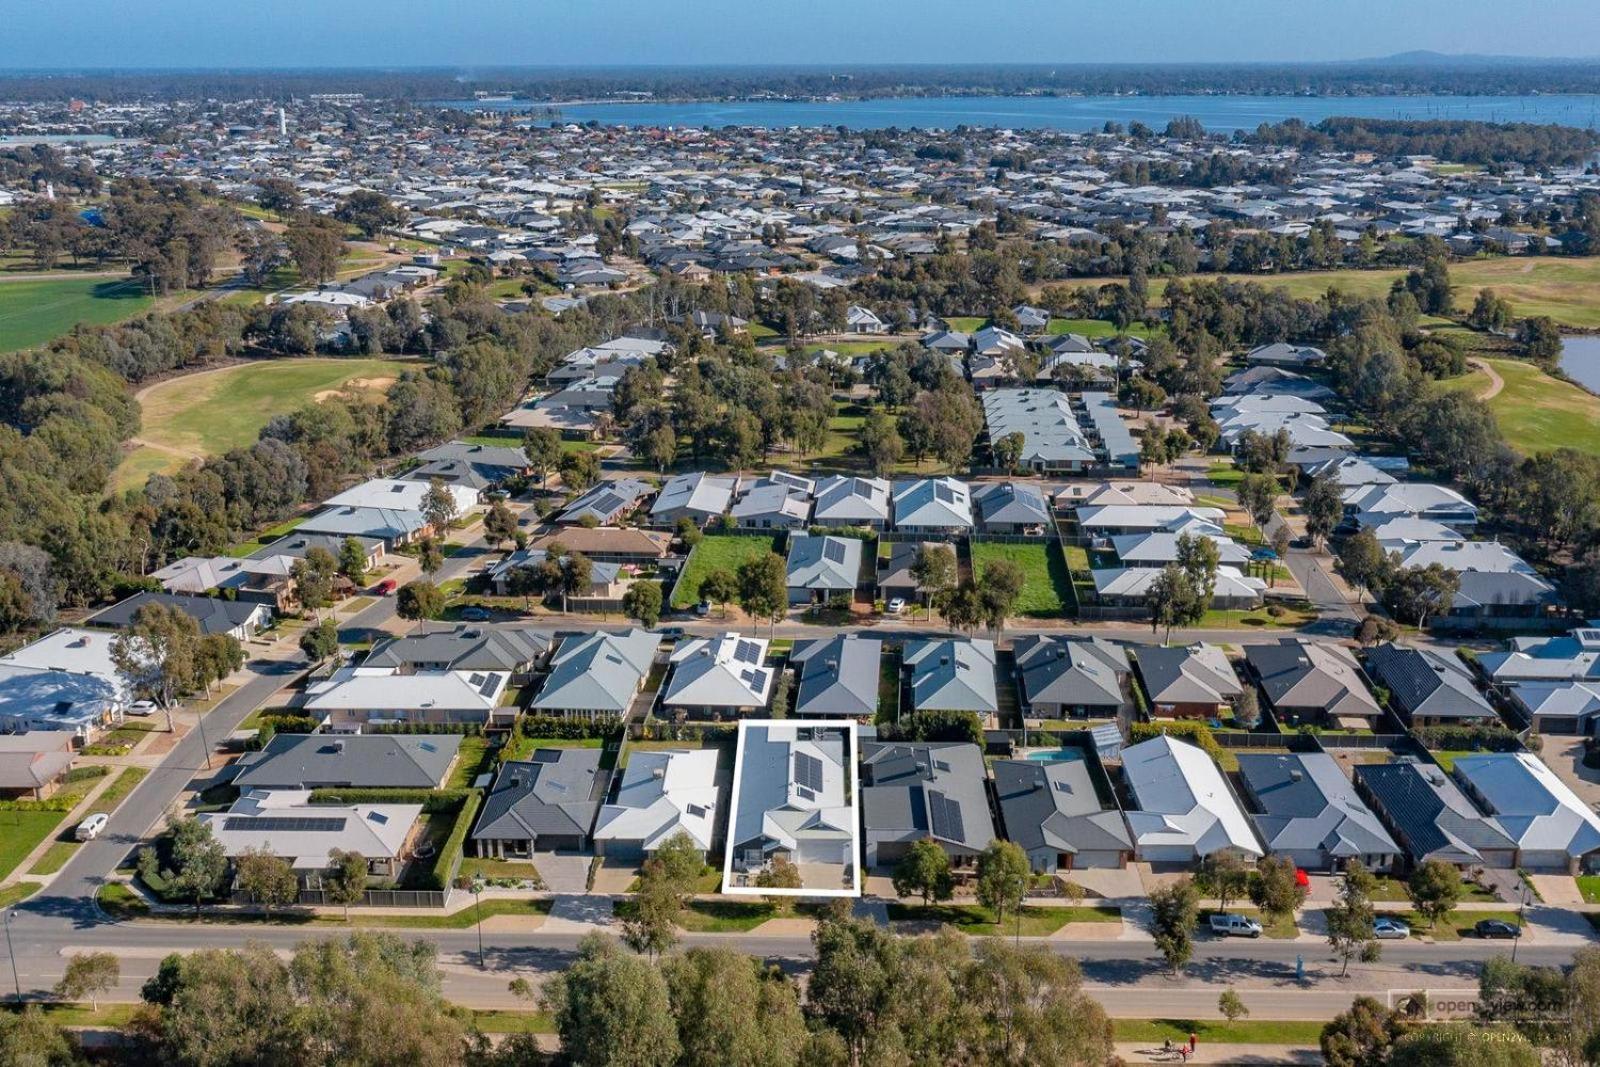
[1208,913,1263,938]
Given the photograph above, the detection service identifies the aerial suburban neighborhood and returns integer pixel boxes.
[6,8,1600,1065]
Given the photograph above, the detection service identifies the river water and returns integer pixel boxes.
[437,93,1600,132]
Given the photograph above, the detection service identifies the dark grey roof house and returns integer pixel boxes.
[1353,762,1518,870]
[471,749,606,857]
[364,625,554,680]
[859,741,994,868]
[1243,638,1382,728]
[993,756,1133,872]
[1236,752,1401,872]
[972,482,1051,534]
[87,591,271,640]
[232,734,462,791]
[790,635,882,718]
[1362,643,1498,727]
[1012,635,1130,720]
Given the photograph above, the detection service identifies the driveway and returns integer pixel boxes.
[1543,736,1600,810]
[534,851,593,893]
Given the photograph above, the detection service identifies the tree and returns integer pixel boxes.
[396,579,444,621]
[1516,315,1563,364]
[1321,996,1402,1067]
[1389,1025,1539,1067]
[300,617,340,668]
[543,934,680,1067]
[292,546,338,619]
[1327,860,1380,977]
[1382,564,1460,629]
[1336,528,1391,601]
[54,952,118,1012]
[992,430,1026,473]
[621,859,683,960]
[145,944,303,1067]
[1232,687,1262,730]
[1146,563,1202,642]
[975,840,1031,928]
[1250,854,1308,926]
[235,847,299,916]
[858,409,904,475]
[1197,851,1250,912]
[522,427,563,487]
[1355,614,1402,647]
[421,478,459,535]
[111,602,202,712]
[736,552,789,632]
[622,580,663,628]
[1218,988,1249,1023]
[337,536,369,586]
[559,449,601,491]
[1468,288,1514,333]
[976,558,1026,636]
[483,499,518,549]
[663,948,809,1067]
[910,543,956,616]
[698,567,739,617]
[1303,471,1343,547]
[1177,530,1220,607]
[1406,859,1463,930]
[934,579,986,633]
[334,189,405,239]
[323,848,369,920]
[755,855,803,893]
[892,838,955,905]
[150,816,229,915]
[417,537,445,577]
[1236,471,1279,529]
[1149,878,1200,973]
[283,213,346,284]
[0,1006,82,1066]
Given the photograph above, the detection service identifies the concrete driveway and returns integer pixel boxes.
[534,851,593,893]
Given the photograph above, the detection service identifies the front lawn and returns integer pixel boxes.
[1113,1019,1327,1045]
[0,808,73,881]
[970,541,1072,617]
[1199,907,1298,939]
[1366,874,1498,904]
[1375,908,1526,942]
[670,534,782,608]
[614,897,781,933]
[886,902,1121,936]
[1577,875,1600,904]
[1196,604,1319,629]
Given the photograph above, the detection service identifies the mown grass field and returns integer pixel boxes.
[115,357,412,491]
[970,540,1072,617]
[1436,356,1600,457]
[670,533,782,608]
[0,276,153,353]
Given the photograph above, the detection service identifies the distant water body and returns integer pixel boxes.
[438,94,1600,131]
[1561,336,1600,394]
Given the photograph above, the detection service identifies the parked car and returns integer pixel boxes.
[885,597,906,614]
[460,606,490,622]
[695,600,711,617]
[1475,919,1520,939]
[75,813,109,842]
[373,578,398,596]
[1373,917,1410,940]
[126,700,157,717]
[1208,913,1263,938]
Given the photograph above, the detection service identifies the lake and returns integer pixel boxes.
[1561,335,1600,394]
[438,93,1600,132]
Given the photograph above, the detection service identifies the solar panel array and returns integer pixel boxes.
[933,482,958,505]
[796,785,816,801]
[225,816,347,833]
[734,640,762,665]
[822,539,847,565]
[794,751,824,792]
[927,791,966,843]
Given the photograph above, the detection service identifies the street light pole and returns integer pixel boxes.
[1512,884,1529,963]
[195,704,213,771]
[472,882,485,969]
[3,909,20,1004]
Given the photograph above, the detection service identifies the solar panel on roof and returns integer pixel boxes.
[687,804,707,818]
[734,640,761,665]
[823,539,847,564]
[225,816,346,833]
[795,752,823,792]
[927,792,966,843]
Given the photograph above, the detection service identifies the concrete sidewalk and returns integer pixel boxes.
[1115,1042,1319,1064]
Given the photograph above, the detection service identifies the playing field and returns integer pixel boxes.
[0,275,153,353]
[1436,356,1600,458]
[970,540,1072,617]
[115,357,412,491]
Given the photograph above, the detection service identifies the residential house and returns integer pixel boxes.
[233,734,463,791]
[88,591,270,642]
[1236,753,1400,872]
[876,540,943,606]
[731,473,814,529]
[364,625,554,684]
[725,721,858,892]
[530,629,661,719]
[556,478,653,525]
[859,741,995,869]
[812,475,891,529]
[790,635,882,718]
[1354,762,1519,871]
[972,482,1051,535]
[892,478,974,537]
[1134,644,1244,720]
[785,534,863,605]
[846,305,887,334]
[992,755,1134,872]
[199,788,422,884]
[650,472,736,527]
[1013,635,1130,721]
[297,506,429,548]
[1244,639,1383,729]
[412,441,531,489]
[1246,343,1328,368]
[1362,643,1500,728]
[904,638,1000,721]
[1343,483,1479,532]
[471,749,606,858]
[664,633,774,717]
[1091,565,1267,610]
[325,477,480,517]
[1505,681,1600,736]
[592,748,722,861]
[0,628,130,739]
[1452,753,1600,873]
[981,389,1097,473]
[487,550,628,603]
[305,664,511,730]
[1476,628,1600,685]
[1120,734,1263,864]
[0,732,76,800]
[149,556,295,613]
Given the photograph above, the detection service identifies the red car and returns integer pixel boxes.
[373,578,398,596]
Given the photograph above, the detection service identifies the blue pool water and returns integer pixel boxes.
[1022,748,1087,762]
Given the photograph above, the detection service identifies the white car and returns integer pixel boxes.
[1373,917,1410,940]
[126,700,157,717]
[75,813,110,842]
[885,597,906,615]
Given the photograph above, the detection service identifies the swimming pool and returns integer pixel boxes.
[1021,748,1087,763]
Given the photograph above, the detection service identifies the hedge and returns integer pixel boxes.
[308,788,472,813]
[425,790,481,891]
[258,713,318,735]
[520,716,623,740]
[368,722,484,736]
[1129,720,1225,762]
[1413,724,1520,752]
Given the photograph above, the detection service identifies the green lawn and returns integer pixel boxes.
[0,276,153,353]
[471,1009,556,1034]
[614,898,781,932]
[1046,317,1159,340]
[1113,1019,1327,1045]
[970,541,1072,617]
[1199,907,1298,939]
[670,534,782,608]
[0,882,40,909]
[116,357,413,491]
[1367,874,1498,903]
[1438,356,1600,458]
[27,765,150,876]
[459,856,544,882]
[1375,908,1525,942]
[224,516,307,558]
[0,809,73,881]
[1195,604,1319,630]
[447,736,495,790]
[0,1003,141,1027]
[96,880,554,928]
[1578,875,1600,904]
[886,902,1121,936]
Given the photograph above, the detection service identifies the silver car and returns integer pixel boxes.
[1373,917,1410,940]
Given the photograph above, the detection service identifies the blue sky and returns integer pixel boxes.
[2,0,1596,69]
